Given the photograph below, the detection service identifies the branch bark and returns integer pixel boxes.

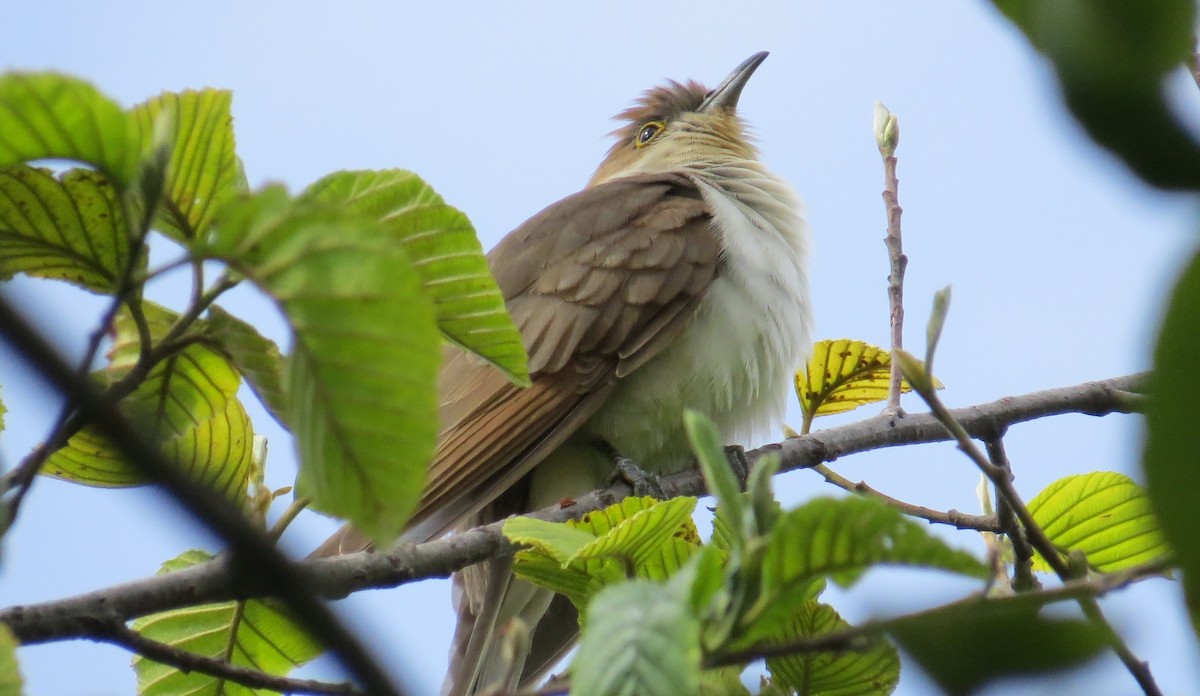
[1,373,1144,646]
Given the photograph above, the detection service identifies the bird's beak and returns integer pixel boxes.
[698,51,769,114]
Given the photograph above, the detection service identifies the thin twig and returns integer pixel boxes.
[985,438,1037,591]
[0,295,407,696]
[87,621,359,695]
[812,463,1001,532]
[875,104,907,412]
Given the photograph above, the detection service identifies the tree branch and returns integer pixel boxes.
[1,373,1144,645]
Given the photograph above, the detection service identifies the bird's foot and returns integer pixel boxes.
[609,457,666,499]
[724,445,750,491]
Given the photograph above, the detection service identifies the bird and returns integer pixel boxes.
[310,51,811,695]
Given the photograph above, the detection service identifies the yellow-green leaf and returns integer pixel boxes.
[504,517,598,565]
[44,344,254,504]
[765,601,900,696]
[0,73,139,187]
[1027,471,1170,573]
[132,550,322,696]
[207,188,440,546]
[204,305,288,430]
[300,170,529,385]
[0,166,136,293]
[0,624,22,696]
[796,339,941,421]
[508,497,701,609]
[130,89,245,241]
[570,496,699,570]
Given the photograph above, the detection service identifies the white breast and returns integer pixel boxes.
[584,165,812,472]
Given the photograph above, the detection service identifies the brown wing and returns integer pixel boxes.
[310,172,719,556]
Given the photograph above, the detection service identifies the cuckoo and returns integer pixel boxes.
[311,51,812,695]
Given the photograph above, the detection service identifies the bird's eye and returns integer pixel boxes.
[635,121,665,148]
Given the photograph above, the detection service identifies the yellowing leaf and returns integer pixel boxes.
[0,166,137,293]
[44,344,254,505]
[796,339,942,422]
[1027,472,1171,573]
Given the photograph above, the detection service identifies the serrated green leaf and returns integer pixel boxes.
[505,517,598,564]
[206,190,440,546]
[204,305,288,429]
[751,497,986,643]
[0,624,21,696]
[509,498,702,609]
[0,166,137,293]
[1144,245,1200,636]
[765,601,899,696]
[573,578,701,696]
[300,169,528,385]
[130,89,245,241]
[888,599,1107,694]
[764,497,987,591]
[132,549,322,696]
[44,344,254,504]
[0,73,139,187]
[571,497,698,571]
[1027,471,1170,573]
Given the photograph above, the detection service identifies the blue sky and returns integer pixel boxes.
[3,2,1199,694]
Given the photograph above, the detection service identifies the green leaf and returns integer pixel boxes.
[0,166,136,293]
[505,516,599,564]
[207,190,440,546]
[685,410,744,549]
[571,497,699,570]
[698,667,750,696]
[1027,471,1170,573]
[44,344,254,504]
[0,624,21,696]
[764,497,987,591]
[1144,245,1200,635]
[990,0,1200,190]
[132,549,322,696]
[751,497,987,644]
[301,170,529,385]
[765,601,900,696]
[0,72,139,187]
[573,577,701,696]
[204,305,288,429]
[130,89,245,241]
[889,599,1107,695]
[508,498,701,608]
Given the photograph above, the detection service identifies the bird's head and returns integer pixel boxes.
[588,51,768,186]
